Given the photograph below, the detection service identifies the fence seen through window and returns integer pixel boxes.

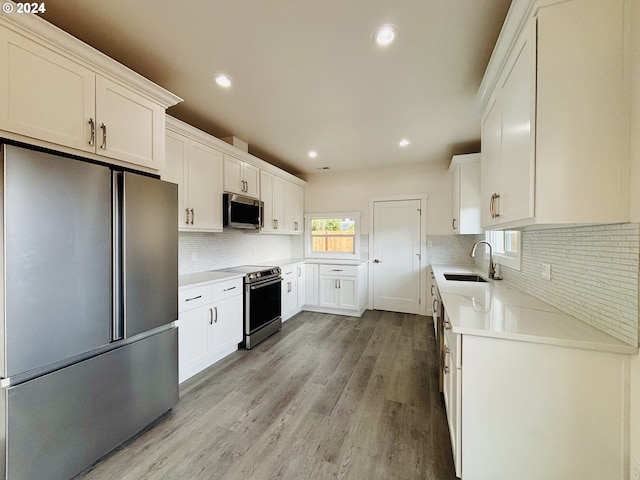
[311,217,355,253]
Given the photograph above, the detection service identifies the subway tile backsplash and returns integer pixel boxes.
[426,234,484,266]
[499,223,639,346]
[179,230,303,274]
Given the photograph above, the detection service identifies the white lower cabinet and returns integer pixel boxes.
[442,315,461,477]
[177,278,243,383]
[281,263,299,321]
[442,325,629,479]
[304,264,319,306]
[296,264,306,310]
[303,262,368,316]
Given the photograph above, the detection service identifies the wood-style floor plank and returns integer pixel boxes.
[74,310,457,480]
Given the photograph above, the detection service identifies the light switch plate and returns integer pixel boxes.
[541,262,551,281]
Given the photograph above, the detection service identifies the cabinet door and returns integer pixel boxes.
[480,94,502,228]
[296,264,306,309]
[260,170,276,232]
[451,165,460,233]
[223,155,243,194]
[305,264,319,306]
[210,294,243,354]
[281,268,296,319]
[187,142,223,231]
[282,181,296,232]
[95,76,165,169]
[0,28,95,153]
[272,176,285,232]
[319,276,339,308]
[243,163,260,199]
[337,278,357,309]
[292,184,304,233]
[499,31,535,224]
[178,305,211,382]
[163,131,188,228]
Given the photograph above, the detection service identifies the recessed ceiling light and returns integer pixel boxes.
[213,73,232,88]
[373,24,398,47]
[308,151,318,159]
[399,138,410,147]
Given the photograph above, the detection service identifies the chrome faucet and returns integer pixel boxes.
[470,240,496,279]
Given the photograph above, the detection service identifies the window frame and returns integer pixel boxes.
[304,212,361,260]
[485,230,522,270]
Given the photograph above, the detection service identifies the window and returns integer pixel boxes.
[485,230,521,270]
[305,213,360,259]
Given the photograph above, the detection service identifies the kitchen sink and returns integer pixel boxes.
[443,273,488,283]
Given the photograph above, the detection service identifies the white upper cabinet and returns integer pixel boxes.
[260,170,304,235]
[478,0,629,229]
[94,76,165,169]
[224,154,259,199]
[0,27,96,154]
[450,153,482,234]
[0,15,181,170]
[163,117,224,232]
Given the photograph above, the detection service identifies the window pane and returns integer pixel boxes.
[310,217,355,253]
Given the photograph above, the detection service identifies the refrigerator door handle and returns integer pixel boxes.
[112,171,124,341]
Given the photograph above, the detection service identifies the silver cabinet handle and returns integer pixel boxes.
[298,266,301,277]
[100,123,107,150]
[186,295,202,302]
[294,221,298,231]
[275,219,278,229]
[185,208,190,225]
[452,218,457,230]
[88,118,95,146]
[331,269,343,271]
[489,194,494,219]
[493,193,500,218]
[190,208,194,225]
[338,279,341,289]
[214,306,218,323]
[223,286,236,292]
[288,281,292,293]
[209,307,213,325]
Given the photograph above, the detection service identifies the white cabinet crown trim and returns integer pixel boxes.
[0,7,182,108]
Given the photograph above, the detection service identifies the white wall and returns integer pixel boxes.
[303,160,453,234]
[629,0,640,468]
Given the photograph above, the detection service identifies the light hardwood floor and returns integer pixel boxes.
[75,310,457,480]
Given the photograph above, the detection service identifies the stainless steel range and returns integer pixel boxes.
[217,265,282,349]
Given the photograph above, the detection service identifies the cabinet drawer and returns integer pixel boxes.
[211,278,243,303]
[319,264,357,277]
[179,285,213,313]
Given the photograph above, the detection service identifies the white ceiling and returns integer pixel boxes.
[42,0,511,175]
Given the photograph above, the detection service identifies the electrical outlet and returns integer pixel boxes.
[191,252,197,262]
[541,263,551,281]
[631,457,640,480]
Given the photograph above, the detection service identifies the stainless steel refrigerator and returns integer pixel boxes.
[0,144,179,479]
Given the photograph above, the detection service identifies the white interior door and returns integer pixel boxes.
[372,199,422,313]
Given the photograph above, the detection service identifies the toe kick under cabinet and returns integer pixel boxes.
[177,278,243,383]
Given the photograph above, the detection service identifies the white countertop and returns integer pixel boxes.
[179,271,245,289]
[432,264,637,355]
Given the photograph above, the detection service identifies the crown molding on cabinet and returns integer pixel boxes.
[0,3,182,108]
[166,115,306,187]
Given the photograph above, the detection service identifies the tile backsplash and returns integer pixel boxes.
[426,234,483,266]
[179,230,303,274]
[498,223,639,346]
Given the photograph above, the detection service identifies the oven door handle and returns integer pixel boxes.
[249,277,282,290]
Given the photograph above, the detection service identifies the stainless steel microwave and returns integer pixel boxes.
[223,193,263,229]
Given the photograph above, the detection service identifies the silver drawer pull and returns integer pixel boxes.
[185,295,202,302]
[223,286,236,292]
[331,269,343,272]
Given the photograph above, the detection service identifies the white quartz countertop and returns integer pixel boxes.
[179,271,245,289]
[432,264,637,355]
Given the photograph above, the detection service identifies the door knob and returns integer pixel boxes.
[374,259,382,263]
